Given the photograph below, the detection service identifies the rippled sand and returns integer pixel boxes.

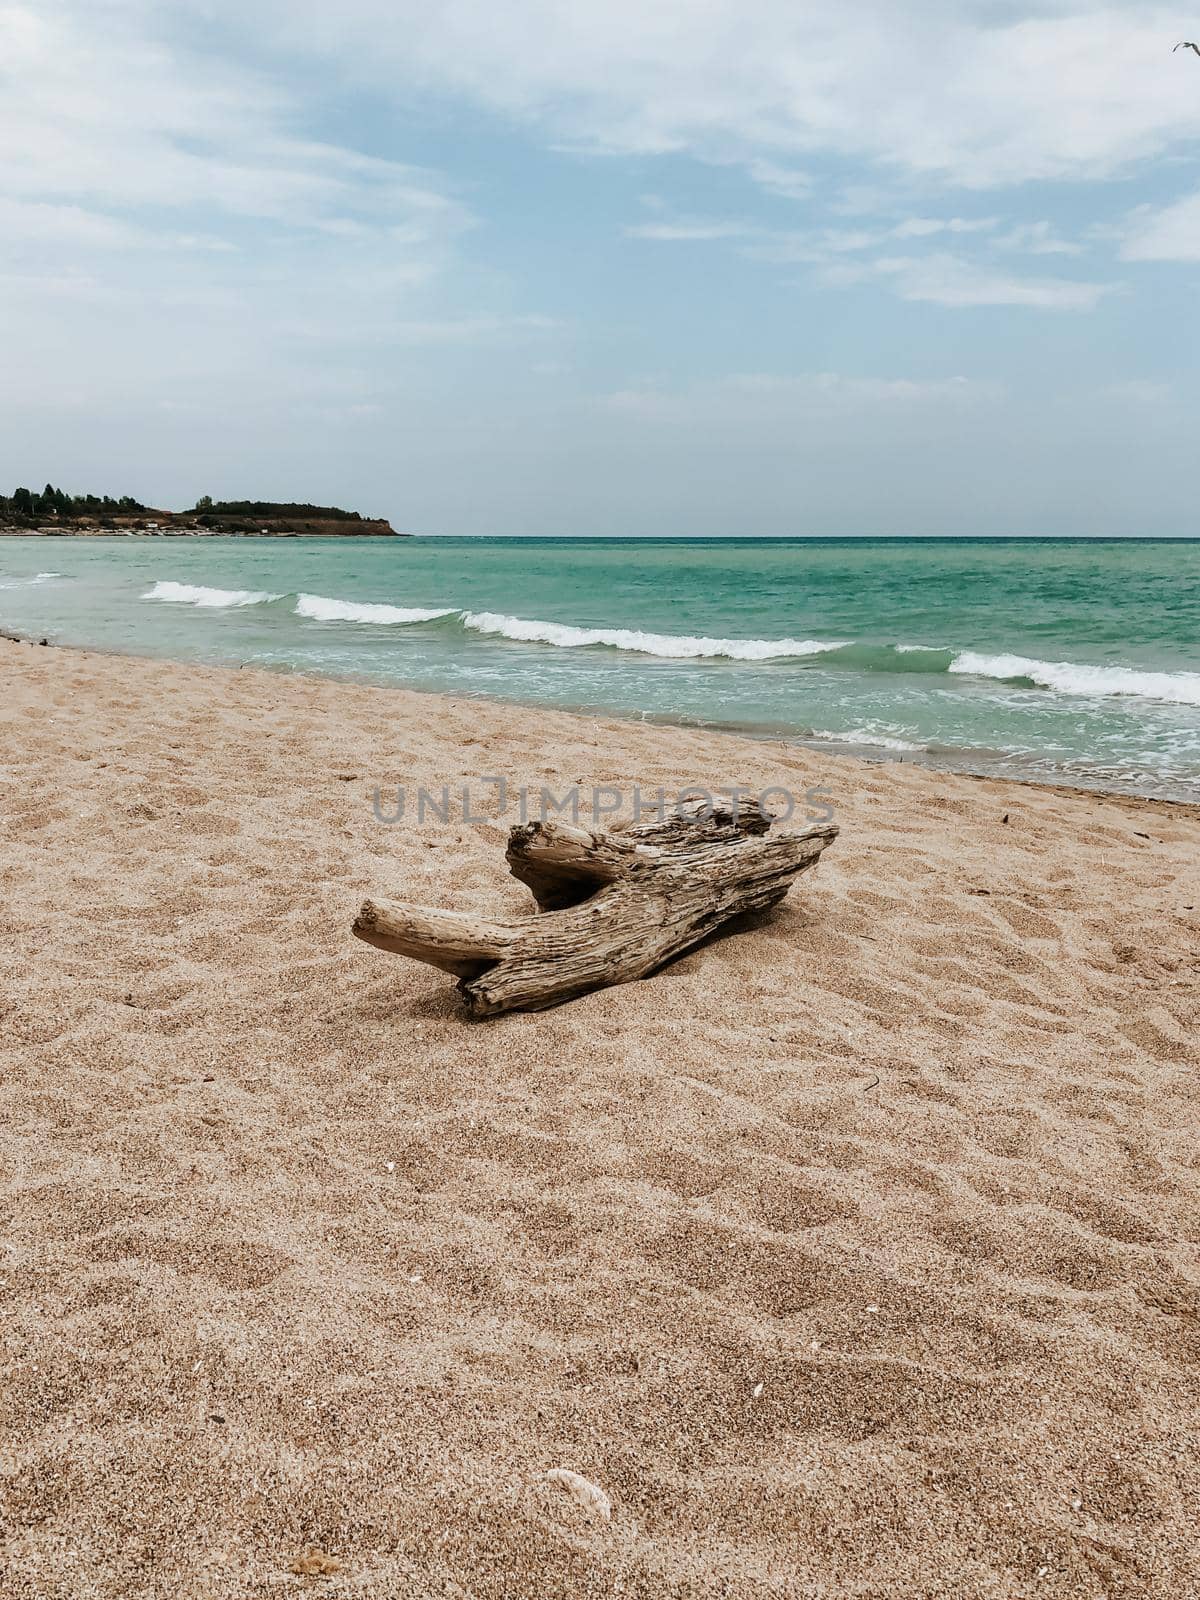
[2,639,1198,1597]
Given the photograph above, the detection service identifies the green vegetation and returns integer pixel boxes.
[1,483,148,518]
[0,486,387,530]
[189,499,363,520]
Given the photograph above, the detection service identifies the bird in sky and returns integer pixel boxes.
[1174,40,1200,55]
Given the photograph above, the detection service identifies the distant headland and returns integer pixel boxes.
[0,484,403,537]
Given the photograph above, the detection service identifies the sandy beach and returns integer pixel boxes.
[2,636,1198,1598]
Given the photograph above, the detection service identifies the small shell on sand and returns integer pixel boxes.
[546,1467,612,1521]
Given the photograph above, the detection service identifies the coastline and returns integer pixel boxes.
[2,535,1197,807]
[0,524,402,538]
[3,636,1198,1593]
[3,620,1197,809]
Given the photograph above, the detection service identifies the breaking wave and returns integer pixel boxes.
[458,619,1200,702]
[947,651,1200,707]
[294,593,453,625]
[460,611,845,660]
[143,581,282,608]
[136,583,1200,706]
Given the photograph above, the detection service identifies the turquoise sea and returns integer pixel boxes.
[2,536,1198,800]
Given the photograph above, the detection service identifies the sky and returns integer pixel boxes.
[1,1,1199,536]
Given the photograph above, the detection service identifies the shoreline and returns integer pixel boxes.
[2,534,1196,808]
[15,531,1200,544]
[0,527,402,539]
[3,623,1197,813]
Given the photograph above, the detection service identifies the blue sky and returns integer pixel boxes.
[2,1,1199,535]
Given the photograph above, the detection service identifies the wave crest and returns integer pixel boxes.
[144,581,282,608]
[461,611,845,661]
[134,583,1200,707]
[294,593,453,625]
[949,651,1200,706]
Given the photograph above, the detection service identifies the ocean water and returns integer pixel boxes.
[2,536,1198,800]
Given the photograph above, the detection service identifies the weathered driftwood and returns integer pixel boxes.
[353,798,837,1017]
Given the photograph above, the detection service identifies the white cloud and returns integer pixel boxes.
[0,196,241,255]
[650,211,1109,310]
[1120,191,1200,260]
[996,220,1083,256]
[743,160,812,200]
[744,227,883,264]
[1,0,1192,534]
[217,1,1200,190]
[627,206,1112,309]
[843,253,1115,310]
[0,197,146,250]
[0,5,467,238]
[0,1,560,418]
[892,217,998,240]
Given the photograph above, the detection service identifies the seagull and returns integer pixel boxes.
[1174,40,1200,54]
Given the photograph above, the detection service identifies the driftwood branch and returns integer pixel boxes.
[354,798,837,1017]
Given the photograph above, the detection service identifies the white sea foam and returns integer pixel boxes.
[949,651,1200,706]
[0,571,63,589]
[294,593,453,625]
[134,578,1200,711]
[461,611,845,661]
[810,727,926,752]
[144,581,281,608]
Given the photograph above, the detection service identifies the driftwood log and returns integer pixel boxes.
[353,798,837,1017]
